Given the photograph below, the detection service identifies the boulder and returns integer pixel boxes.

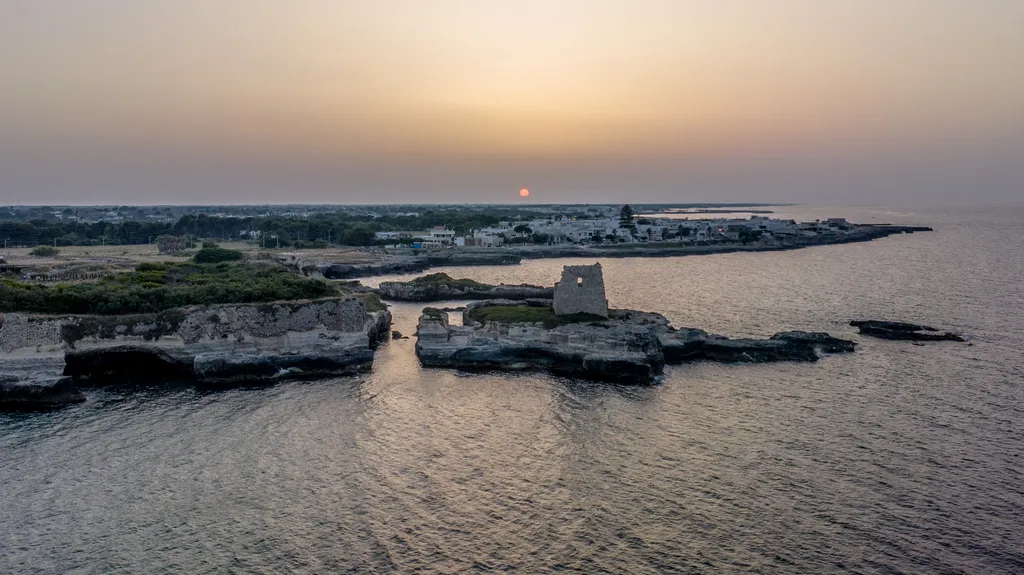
[851,320,965,342]
[0,375,85,410]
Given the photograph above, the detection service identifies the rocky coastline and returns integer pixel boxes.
[415,299,857,383]
[0,297,392,409]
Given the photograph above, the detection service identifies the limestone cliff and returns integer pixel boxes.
[0,297,391,389]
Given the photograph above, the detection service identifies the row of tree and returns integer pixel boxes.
[0,209,542,249]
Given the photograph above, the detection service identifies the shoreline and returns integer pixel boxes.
[310,224,932,279]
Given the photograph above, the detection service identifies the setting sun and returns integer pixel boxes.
[520,188,530,197]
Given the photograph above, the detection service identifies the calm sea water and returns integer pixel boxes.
[3,206,1022,574]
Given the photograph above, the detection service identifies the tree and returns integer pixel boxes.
[342,225,375,246]
[513,224,532,235]
[618,205,636,233]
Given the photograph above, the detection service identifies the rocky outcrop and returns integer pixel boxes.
[0,374,85,410]
[416,306,664,383]
[415,302,855,383]
[376,273,553,302]
[320,258,432,279]
[850,320,965,342]
[425,252,521,266]
[2,297,392,387]
[660,329,854,363]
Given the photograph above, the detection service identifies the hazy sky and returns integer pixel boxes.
[2,1,1022,205]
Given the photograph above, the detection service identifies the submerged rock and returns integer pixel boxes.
[0,375,85,410]
[770,331,858,353]
[851,320,965,342]
[376,273,553,302]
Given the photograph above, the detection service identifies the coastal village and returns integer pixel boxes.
[376,207,854,249]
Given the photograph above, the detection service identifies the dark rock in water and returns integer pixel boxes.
[662,334,818,363]
[660,329,855,364]
[770,331,857,353]
[426,252,521,266]
[64,346,195,384]
[0,375,85,410]
[851,320,965,342]
[392,330,403,339]
[376,273,553,302]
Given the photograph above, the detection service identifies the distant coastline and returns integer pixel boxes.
[290,224,933,279]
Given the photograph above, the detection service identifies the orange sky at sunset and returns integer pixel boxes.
[1,1,1022,204]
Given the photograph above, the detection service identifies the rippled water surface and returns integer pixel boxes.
[3,206,1023,574]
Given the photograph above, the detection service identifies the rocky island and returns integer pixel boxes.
[376,273,553,302]
[415,264,857,383]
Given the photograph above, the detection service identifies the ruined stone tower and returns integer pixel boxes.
[553,263,609,318]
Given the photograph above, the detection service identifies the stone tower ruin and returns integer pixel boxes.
[553,263,609,318]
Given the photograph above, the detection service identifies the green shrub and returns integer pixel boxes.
[192,247,243,264]
[30,246,60,257]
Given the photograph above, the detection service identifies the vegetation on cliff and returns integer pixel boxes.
[0,262,341,315]
[465,305,607,329]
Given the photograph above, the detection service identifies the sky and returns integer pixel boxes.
[1,0,1022,206]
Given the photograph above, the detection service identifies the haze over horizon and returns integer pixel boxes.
[2,1,1022,206]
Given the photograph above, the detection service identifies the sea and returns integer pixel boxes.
[2,205,1022,574]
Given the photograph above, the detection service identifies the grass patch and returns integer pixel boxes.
[0,262,341,315]
[466,305,606,329]
[422,307,447,319]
